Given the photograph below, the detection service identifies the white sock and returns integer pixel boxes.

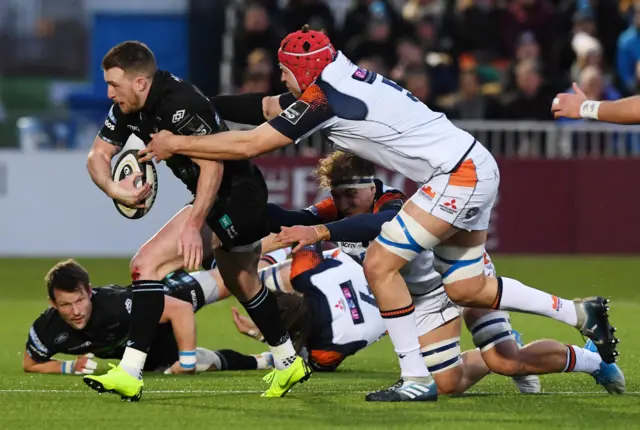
[381,304,431,379]
[270,337,297,370]
[498,277,578,327]
[563,345,601,374]
[120,347,147,379]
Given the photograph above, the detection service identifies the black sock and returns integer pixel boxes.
[128,280,166,353]
[241,285,289,347]
[215,349,260,370]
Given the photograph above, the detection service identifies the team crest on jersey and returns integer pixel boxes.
[279,100,309,125]
[54,333,68,344]
[351,68,376,84]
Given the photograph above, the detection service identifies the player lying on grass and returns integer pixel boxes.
[24,259,273,376]
[260,152,625,397]
[229,245,624,396]
[140,25,619,402]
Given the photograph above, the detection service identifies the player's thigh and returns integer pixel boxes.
[415,292,463,393]
[376,144,498,268]
[132,205,219,276]
[463,307,520,375]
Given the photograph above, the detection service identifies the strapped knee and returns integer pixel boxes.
[259,264,286,292]
[468,311,514,352]
[421,337,462,374]
[433,245,485,284]
[376,209,440,261]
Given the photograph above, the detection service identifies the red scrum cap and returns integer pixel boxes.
[278,25,335,93]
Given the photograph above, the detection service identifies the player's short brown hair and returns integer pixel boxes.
[313,151,376,190]
[101,41,157,77]
[45,259,90,302]
[273,291,311,353]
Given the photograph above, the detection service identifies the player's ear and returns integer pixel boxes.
[49,297,57,309]
[134,76,147,92]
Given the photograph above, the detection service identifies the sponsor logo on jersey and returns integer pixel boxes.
[127,124,140,132]
[177,114,212,136]
[190,289,198,310]
[279,100,310,125]
[340,281,364,325]
[420,185,436,200]
[218,214,238,239]
[104,118,115,131]
[464,207,479,219]
[439,198,458,215]
[125,298,132,314]
[29,327,48,353]
[68,341,92,352]
[172,109,186,123]
[351,67,377,84]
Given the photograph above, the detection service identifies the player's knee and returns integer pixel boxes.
[130,250,160,280]
[362,248,392,281]
[375,209,439,263]
[435,244,485,306]
[468,310,516,354]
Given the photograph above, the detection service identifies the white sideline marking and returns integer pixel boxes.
[0,389,637,395]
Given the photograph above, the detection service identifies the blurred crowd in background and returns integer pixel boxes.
[1,0,640,151]
[232,0,637,122]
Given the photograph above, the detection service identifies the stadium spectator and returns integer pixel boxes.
[500,59,554,120]
[617,1,640,95]
[446,68,502,120]
[500,0,555,66]
[454,0,505,60]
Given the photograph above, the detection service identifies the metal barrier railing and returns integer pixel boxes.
[10,115,640,159]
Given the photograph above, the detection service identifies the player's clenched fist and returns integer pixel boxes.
[551,82,588,119]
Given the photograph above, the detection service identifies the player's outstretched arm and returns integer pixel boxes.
[22,350,97,375]
[552,82,640,124]
[277,209,400,252]
[141,123,293,163]
[160,296,197,373]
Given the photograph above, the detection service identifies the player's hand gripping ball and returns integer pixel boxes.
[112,149,158,219]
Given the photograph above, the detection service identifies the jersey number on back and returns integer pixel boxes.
[351,70,419,102]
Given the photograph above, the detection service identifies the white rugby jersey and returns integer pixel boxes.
[269,51,476,184]
[308,250,386,349]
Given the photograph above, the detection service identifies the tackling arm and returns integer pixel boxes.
[585,96,640,124]
[168,123,293,160]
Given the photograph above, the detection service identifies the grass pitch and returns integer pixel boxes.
[0,256,638,429]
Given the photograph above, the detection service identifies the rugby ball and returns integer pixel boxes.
[111,149,158,219]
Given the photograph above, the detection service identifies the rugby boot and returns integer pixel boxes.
[261,356,312,398]
[574,297,619,364]
[511,330,541,393]
[365,377,438,402]
[83,364,144,402]
[585,339,625,394]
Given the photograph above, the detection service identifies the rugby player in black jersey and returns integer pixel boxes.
[24,260,273,377]
[84,41,308,400]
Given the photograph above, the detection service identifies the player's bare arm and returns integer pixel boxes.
[159,296,197,373]
[23,351,97,375]
[87,136,151,208]
[552,82,640,124]
[140,123,292,163]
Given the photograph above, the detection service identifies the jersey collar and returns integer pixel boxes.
[142,70,164,112]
